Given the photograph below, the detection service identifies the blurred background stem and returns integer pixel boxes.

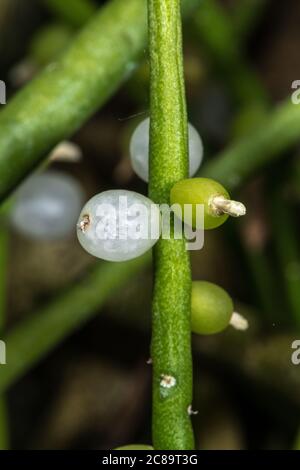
[43,0,97,28]
[0,254,149,394]
[232,0,268,45]
[294,428,300,450]
[192,0,268,108]
[201,100,300,191]
[0,204,10,449]
[270,186,300,329]
[0,0,198,203]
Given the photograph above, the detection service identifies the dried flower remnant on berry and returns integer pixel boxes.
[209,195,246,218]
[76,190,160,262]
[78,214,90,233]
[230,312,249,331]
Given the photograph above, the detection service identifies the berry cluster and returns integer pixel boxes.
[75,121,247,337]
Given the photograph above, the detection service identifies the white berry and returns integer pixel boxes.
[77,190,160,262]
[11,170,84,240]
[129,117,203,182]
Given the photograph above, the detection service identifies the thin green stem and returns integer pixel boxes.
[148,0,194,450]
[0,255,149,394]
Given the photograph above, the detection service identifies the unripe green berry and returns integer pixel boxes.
[115,444,154,450]
[170,177,229,230]
[191,281,233,334]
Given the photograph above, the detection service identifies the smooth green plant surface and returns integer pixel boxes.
[191,281,233,335]
[148,0,194,450]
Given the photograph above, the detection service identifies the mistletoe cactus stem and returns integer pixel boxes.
[148,0,194,450]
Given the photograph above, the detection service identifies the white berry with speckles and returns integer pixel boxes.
[11,170,84,240]
[77,190,160,262]
[130,117,204,182]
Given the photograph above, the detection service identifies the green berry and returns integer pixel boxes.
[191,281,233,334]
[115,444,154,450]
[170,177,230,230]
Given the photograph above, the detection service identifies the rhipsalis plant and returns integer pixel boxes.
[0,0,297,452]
[147,0,246,449]
[148,0,194,450]
[74,0,246,450]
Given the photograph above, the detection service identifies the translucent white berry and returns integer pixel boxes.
[11,170,84,240]
[77,190,160,262]
[130,117,204,182]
